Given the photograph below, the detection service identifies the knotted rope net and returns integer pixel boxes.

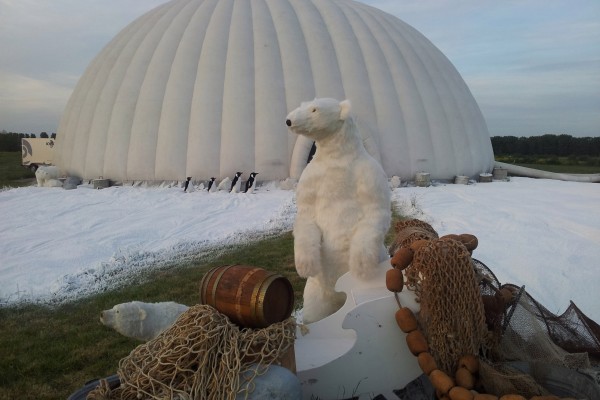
[393,219,600,398]
[87,304,296,400]
[388,218,438,256]
[405,238,492,375]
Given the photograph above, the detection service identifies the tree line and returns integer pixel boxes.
[491,134,600,157]
[0,132,56,152]
[2,131,598,158]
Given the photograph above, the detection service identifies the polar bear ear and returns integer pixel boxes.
[340,99,352,120]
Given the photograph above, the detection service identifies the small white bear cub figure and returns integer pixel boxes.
[100,301,189,341]
[286,98,391,324]
[35,165,61,187]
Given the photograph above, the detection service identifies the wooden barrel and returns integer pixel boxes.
[199,265,294,328]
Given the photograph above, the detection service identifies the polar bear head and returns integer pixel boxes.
[100,301,148,331]
[285,98,352,140]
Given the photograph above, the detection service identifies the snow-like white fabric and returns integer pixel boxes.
[100,301,189,341]
[287,98,391,324]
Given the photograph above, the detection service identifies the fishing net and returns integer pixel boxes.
[404,238,492,375]
[388,218,438,256]
[392,219,600,398]
[87,304,296,400]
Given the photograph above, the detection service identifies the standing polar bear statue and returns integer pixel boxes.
[286,98,391,324]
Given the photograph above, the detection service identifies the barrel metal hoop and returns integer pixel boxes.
[199,267,217,304]
[236,267,264,326]
[210,265,234,307]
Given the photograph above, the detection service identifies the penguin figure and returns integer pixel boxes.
[244,172,258,193]
[230,172,243,193]
[183,177,192,192]
[217,177,231,191]
[207,177,216,192]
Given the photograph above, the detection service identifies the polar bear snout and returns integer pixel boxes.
[286,119,292,127]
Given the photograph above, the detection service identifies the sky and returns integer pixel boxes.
[0,0,598,137]
[1,177,599,326]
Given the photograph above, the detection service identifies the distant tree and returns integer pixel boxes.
[492,134,599,157]
[0,132,22,151]
[51,133,56,139]
[40,132,49,138]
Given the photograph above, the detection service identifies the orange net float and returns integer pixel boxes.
[395,307,418,333]
[386,268,404,292]
[455,367,475,390]
[458,354,479,375]
[458,234,478,251]
[406,330,429,356]
[430,369,455,395]
[417,352,438,375]
[473,393,498,400]
[391,247,414,270]
[449,386,474,400]
[473,394,498,400]
[440,234,461,242]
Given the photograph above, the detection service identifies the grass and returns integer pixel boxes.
[512,163,600,174]
[0,151,36,188]
[495,155,600,174]
[0,193,403,400]
[0,233,301,399]
[0,150,595,398]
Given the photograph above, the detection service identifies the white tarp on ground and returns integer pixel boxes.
[1,178,599,324]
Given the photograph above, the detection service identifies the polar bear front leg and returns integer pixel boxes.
[348,226,383,280]
[348,204,390,280]
[293,218,323,278]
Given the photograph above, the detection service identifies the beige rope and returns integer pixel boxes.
[88,304,296,400]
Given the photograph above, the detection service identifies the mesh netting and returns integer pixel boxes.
[405,238,492,375]
[478,360,552,398]
[87,305,296,400]
[496,285,593,370]
[392,219,600,398]
[389,219,438,256]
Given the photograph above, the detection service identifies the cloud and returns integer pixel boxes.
[362,0,600,137]
[1,0,598,137]
[0,71,73,133]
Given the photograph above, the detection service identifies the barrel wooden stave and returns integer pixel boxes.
[200,265,294,328]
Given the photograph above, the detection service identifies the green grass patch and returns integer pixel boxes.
[0,151,35,188]
[0,232,302,399]
[0,152,402,399]
[495,155,600,174]
[514,163,600,174]
[0,209,404,400]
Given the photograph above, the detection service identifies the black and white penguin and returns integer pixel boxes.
[230,172,243,193]
[244,172,258,193]
[207,177,216,192]
[183,177,192,192]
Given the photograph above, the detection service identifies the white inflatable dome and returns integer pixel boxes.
[55,0,494,183]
